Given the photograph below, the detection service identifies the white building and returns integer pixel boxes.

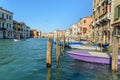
[71,24,79,37]
[0,7,13,39]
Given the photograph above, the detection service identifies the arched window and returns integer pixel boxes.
[83,27,87,33]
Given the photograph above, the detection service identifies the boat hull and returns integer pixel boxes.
[67,50,120,64]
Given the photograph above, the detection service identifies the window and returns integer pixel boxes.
[2,22,4,28]
[9,24,11,29]
[2,13,4,18]
[9,16,12,20]
[7,15,9,19]
[114,5,120,20]
[84,20,86,23]
[7,23,8,28]
[0,22,1,28]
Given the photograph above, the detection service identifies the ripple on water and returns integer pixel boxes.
[0,56,16,66]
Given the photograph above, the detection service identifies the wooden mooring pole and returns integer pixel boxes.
[46,38,53,67]
[56,38,60,68]
[112,36,118,72]
[62,36,65,55]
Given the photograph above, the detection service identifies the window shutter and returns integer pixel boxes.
[119,6,120,18]
[114,6,119,20]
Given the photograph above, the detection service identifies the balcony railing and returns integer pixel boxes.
[7,28,14,31]
[0,17,6,21]
[0,28,7,30]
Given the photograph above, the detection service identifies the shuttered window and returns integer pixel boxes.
[119,6,120,19]
[114,6,119,20]
[114,5,120,20]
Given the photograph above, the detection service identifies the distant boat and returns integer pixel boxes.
[13,39,20,42]
[93,43,109,47]
[67,50,120,64]
[102,43,109,47]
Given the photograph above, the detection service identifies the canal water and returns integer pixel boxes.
[0,38,120,80]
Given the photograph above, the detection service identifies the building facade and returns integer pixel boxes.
[0,7,14,39]
[77,16,92,40]
[111,0,120,43]
[30,29,41,38]
[13,20,22,39]
[92,0,112,44]
[13,21,30,39]
[54,30,66,39]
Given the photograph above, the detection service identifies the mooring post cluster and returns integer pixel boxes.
[46,36,66,68]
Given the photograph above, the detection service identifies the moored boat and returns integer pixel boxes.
[69,44,100,51]
[93,43,109,47]
[67,50,120,64]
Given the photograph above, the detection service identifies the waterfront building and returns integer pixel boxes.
[111,0,120,43]
[41,33,48,38]
[19,22,30,38]
[26,26,30,38]
[71,24,79,37]
[47,32,54,38]
[22,24,30,38]
[65,29,71,42]
[0,7,14,39]
[77,16,92,40]
[65,28,72,38]
[30,29,41,38]
[54,30,66,38]
[13,21,30,39]
[92,0,112,44]
[13,20,22,39]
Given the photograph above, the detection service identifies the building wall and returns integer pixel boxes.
[30,29,41,38]
[0,7,14,39]
[92,0,112,44]
[71,24,78,36]
[112,0,120,25]
[54,30,66,38]
[74,16,92,40]
[13,21,30,39]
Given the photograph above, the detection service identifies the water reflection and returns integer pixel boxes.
[46,68,51,80]
[111,72,118,80]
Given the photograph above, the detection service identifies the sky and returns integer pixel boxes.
[0,0,92,33]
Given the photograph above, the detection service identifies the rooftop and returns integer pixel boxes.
[0,7,13,14]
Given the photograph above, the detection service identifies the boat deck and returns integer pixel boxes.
[70,44,100,51]
[89,52,111,58]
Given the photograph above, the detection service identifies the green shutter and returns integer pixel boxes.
[119,6,120,18]
[114,6,119,20]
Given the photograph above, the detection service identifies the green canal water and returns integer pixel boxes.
[0,38,120,80]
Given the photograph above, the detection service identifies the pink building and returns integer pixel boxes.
[77,16,92,40]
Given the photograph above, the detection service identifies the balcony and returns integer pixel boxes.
[99,13,111,23]
[92,22,95,26]
[98,0,105,8]
[0,28,7,30]
[0,17,6,21]
[7,28,13,31]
